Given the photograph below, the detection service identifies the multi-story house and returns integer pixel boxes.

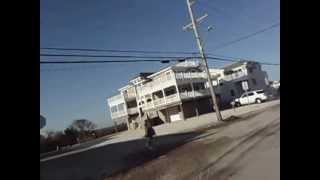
[107,60,270,130]
[208,61,270,107]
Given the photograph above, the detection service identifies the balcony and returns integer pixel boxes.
[127,107,138,115]
[165,94,180,104]
[123,93,136,101]
[175,72,206,80]
[111,111,127,119]
[142,93,180,111]
[180,89,210,100]
[224,71,247,81]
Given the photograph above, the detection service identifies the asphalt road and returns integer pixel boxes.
[227,125,280,180]
[106,103,280,180]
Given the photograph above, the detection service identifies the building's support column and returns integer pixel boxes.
[165,108,170,123]
[179,103,185,121]
[126,116,130,130]
[190,82,195,97]
[175,84,181,100]
[162,89,166,104]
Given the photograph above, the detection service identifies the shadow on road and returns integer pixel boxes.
[40,131,202,180]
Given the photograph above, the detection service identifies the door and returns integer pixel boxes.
[247,92,255,104]
[240,93,249,105]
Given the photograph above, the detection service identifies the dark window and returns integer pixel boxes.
[193,82,205,91]
[252,78,257,85]
[248,92,254,96]
[230,90,235,96]
[165,87,177,96]
[111,106,117,113]
[219,83,223,86]
[146,99,152,102]
[118,103,125,111]
[256,90,265,94]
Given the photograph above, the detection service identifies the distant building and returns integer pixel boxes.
[107,60,270,130]
[208,60,270,106]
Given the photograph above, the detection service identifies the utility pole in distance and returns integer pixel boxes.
[184,0,223,121]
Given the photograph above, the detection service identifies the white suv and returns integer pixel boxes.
[233,90,268,106]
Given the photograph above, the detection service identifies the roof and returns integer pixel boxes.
[222,60,260,71]
[130,72,154,81]
[222,60,246,71]
[147,60,200,78]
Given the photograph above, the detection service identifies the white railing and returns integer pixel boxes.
[224,71,247,81]
[123,92,136,100]
[111,111,127,119]
[141,94,180,111]
[175,72,206,80]
[108,94,123,102]
[180,91,194,99]
[166,94,180,104]
[154,98,165,106]
[127,107,138,114]
[139,80,176,96]
[180,89,209,99]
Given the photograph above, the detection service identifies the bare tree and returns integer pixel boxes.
[69,119,97,132]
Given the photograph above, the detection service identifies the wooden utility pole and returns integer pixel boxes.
[184,0,223,121]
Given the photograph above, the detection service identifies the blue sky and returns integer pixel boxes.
[40,0,279,131]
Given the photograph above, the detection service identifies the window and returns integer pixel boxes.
[166,72,171,80]
[111,106,117,113]
[248,92,254,96]
[219,83,224,86]
[256,90,265,94]
[165,86,177,96]
[252,78,257,85]
[241,93,247,98]
[118,103,125,111]
[193,82,205,91]
[230,90,235,96]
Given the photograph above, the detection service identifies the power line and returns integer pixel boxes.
[41,47,199,55]
[40,55,279,66]
[212,22,280,51]
[40,47,250,62]
[40,53,189,59]
[40,58,187,64]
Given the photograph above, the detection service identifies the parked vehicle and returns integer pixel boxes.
[232,90,268,106]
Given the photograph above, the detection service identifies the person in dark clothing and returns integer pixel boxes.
[144,115,156,150]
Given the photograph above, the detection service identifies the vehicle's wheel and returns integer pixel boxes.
[256,98,262,104]
[235,102,241,107]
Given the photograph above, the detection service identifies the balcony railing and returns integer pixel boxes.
[224,71,247,81]
[166,94,180,104]
[175,72,206,80]
[111,111,127,119]
[108,94,123,103]
[180,89,210,99]
[127,107,138,115]
[142,93,180,111]
[123,93,136,100]
[154,98,165,106]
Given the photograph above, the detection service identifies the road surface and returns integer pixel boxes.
[41,100,279,162]
[106,102,280,180]
[40,100,280,180]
